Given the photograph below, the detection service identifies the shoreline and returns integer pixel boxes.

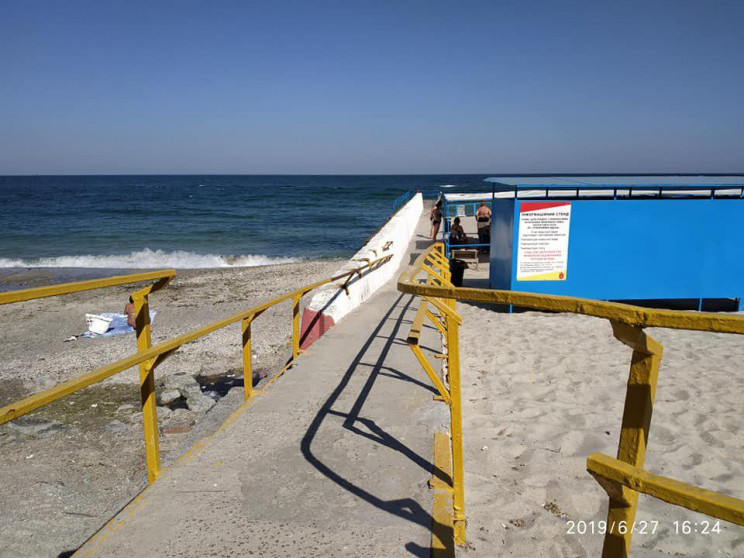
[0,260,345,292]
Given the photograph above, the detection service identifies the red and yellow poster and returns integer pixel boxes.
[516,201,571,281]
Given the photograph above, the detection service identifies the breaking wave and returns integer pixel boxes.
[0,249,299,269]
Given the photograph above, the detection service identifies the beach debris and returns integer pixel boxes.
[64,336,77,342]
[543,501,569,519]
[90,403,98,408]
[481,445,488,451]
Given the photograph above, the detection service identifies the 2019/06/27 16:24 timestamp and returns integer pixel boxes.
[566,520,723,535]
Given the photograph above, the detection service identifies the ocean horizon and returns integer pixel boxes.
[0,174,493,269]
[3,173,738,271]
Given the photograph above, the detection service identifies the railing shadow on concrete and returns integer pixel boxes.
[398,241,744,557]
[300,292,451,558]
[0,256,392,485]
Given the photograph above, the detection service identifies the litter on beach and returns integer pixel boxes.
[86,314,113,335]
[80,311,156,338]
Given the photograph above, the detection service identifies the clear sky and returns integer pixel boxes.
[1,0,742,175]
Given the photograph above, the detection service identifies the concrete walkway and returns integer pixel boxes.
[75,216,448,557]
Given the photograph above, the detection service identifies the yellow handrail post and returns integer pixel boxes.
[445,303,466,545]
[422,264,455,289]
[292,294,301,360]
[398,244,744,556]
[596,322,663,557]
[133,292,161,484]
[242,316,255,401]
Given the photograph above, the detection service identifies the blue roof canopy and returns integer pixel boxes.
[484,175,744,188]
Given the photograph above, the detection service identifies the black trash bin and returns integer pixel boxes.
[449,258,467,287]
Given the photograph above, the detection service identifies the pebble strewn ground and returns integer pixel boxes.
[0,261,341,557]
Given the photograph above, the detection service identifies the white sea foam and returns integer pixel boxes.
[0,249,299,269]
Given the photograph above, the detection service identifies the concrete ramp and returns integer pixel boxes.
[75,216,447,557]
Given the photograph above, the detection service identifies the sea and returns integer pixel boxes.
[0,175,495,269]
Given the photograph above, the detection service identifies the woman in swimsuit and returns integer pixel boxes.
[124,296,136,328]
[430,200,443,240]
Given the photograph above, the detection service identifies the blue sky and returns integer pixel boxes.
[1,0,742,174]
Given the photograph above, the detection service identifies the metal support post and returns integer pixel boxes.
[598,322,663,557]
[292,294,301,360]
[445,303,466,545]
[133,293,161,483]
[242,316,255,401]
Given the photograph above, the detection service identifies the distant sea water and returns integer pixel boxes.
[0,175,495,269]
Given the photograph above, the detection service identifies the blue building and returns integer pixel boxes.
[440,176,744,311]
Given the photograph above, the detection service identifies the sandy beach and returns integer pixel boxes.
[0,260,341,557]
[457,303,743,557]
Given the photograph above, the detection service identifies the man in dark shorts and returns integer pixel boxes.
[476,201,491,251]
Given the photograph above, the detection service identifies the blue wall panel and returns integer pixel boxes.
[488,199,514,289]
[489,198,743,302]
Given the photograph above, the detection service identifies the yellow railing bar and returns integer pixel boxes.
[398,242,744,553]
[420,263,448,285]
[444,303,465,544]
[425,308,447,336]
[407,301,451,405]
[403,250,466,543]
[1,254,393,483]
[0,269,177,306]
[424,296,461,325]
[399,249,744,334]
[406,298,429,345]
[587,453,744,525]
[598,322,663,554]
[1,255,392,425]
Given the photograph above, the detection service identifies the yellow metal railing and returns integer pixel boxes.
[398,242,744,556]
[0,269,177,483]
[0,270,176,306]
[1,255,392,484]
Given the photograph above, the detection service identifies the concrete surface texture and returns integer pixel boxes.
[74,213,449,557]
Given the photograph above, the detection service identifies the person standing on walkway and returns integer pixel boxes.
[430,200,443,240]
[476,201,491,251]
